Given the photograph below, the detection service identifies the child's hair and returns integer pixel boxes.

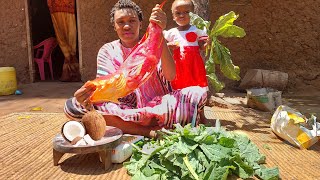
[110,0,143,24]
[171,0,195,12]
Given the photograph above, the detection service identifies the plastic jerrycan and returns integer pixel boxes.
[0,67,17,95]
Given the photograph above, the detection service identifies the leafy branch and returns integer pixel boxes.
[190,11,246,92]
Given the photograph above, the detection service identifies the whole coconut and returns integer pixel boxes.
[81,110,106,140]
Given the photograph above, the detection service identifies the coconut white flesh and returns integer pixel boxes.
[74,138,87,147]
[63,121,86,142]
[83,134,95,146]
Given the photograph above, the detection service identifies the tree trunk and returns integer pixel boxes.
[192,0,210,20]
[192,0,214,96]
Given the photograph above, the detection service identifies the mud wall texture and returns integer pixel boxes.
[77,0,320,89]
[77,0,116,81]
[0,1,30,83]
[210,0,320,90]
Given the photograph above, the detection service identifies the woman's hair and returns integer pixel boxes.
[110,0,143,24]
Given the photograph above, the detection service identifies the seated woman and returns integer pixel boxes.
[64,0,207,138]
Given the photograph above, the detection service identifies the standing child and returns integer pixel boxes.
[164,0,208,90]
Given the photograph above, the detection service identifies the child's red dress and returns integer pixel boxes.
[164,25,208,90]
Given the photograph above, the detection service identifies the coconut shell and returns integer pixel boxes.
[81,110,106,140]
[70,136,83,145]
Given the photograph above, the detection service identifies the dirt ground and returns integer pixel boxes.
[0,82,82,117]
[1,81,319,118]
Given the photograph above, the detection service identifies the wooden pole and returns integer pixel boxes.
[24,0,35,83]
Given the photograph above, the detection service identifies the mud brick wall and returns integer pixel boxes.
[210,0,320,90]
[0,1,30,83]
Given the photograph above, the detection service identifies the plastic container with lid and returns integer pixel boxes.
[0,67,17,95]
[111,134,144,163]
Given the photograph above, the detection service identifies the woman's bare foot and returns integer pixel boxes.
[103,115,163,138]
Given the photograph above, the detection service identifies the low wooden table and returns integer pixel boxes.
[52,126,123,170]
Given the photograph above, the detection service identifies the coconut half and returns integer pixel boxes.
[62,121,86,142]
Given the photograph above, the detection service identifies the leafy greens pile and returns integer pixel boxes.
[190,12,246,92]
[124,122,279,180]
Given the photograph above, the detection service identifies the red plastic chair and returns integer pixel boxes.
[33,37,58,80]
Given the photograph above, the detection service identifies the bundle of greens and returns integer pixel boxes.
[190,12,246,92]
[124,122,279,180]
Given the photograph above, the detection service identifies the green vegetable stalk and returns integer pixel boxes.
[190,11,246,92]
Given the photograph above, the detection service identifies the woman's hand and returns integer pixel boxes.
[74,83,96,110]
[149,4,167,29]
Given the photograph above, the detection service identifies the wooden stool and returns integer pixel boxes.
[52,126,122,170]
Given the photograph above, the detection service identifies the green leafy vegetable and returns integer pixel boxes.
[124,123,279,180]
[190,11,246,92]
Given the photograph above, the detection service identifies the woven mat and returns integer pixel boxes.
[0,113,130,180]
[1,110,319,179]
[204,107,320,179]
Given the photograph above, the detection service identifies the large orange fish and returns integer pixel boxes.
[85,1,167,103]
